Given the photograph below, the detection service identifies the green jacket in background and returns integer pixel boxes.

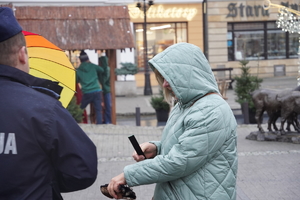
[124,43,238,200]
[76,61,105,94]
[98,56,110,94]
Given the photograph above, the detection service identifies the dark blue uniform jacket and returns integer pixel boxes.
[0,64,98,200]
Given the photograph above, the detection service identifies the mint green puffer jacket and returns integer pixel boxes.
[124,43,238,200]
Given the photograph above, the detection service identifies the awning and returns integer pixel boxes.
[14,6,135,50]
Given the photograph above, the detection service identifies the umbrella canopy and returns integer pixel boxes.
[22,31,76,108]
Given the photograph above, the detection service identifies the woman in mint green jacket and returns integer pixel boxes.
[108,43,238,200]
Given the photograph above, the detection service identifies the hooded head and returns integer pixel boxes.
[0,7,22,42]
[149,42,219,107]
[79,50,89,62]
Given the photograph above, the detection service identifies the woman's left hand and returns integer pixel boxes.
[107,173,126,199]
[132,142,157,162]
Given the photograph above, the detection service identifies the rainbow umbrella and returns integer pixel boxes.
[22,31,75,108]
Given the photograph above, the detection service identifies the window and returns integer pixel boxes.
[134,22,187,68]
[289,33,299,58]
[234,30,264,60]
[227,22,299,61]
[267,30,286,59]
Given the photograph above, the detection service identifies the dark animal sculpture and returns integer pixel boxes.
[277,91,300,134]
[251,86,300,133]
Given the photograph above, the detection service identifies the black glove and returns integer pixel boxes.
[100,184,136,199]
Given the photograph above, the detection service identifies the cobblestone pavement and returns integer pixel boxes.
[62,76,300,199]
[62,123,300,200]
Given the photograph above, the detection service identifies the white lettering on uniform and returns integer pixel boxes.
[0,133,17,154]
[0,133,4,154]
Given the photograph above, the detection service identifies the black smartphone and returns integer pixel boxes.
[128,135,146,159]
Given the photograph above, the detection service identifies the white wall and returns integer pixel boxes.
[85,48,137,81]
[116,48,136,81]
[85,50,99,65]
[116,21,136,81]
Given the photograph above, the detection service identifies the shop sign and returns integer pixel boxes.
[129,4,198,21]
[226,3,269,18]
[280,2,299,11]
[227,1,299,18]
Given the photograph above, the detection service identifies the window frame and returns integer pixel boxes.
[227,21,295,61]
[133,22,188,69]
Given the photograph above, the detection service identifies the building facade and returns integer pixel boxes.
[129,0,299,88]
[4,0,298,85]
[128,1,204,86]
[207,0,299,78]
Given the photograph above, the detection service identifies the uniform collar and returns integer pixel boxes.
[0,64,63,99]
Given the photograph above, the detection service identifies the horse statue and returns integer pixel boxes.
[251,85,300,133]
[277,91,300,134]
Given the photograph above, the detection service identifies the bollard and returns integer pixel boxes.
[135,107,141,126]
[241,102,250,124]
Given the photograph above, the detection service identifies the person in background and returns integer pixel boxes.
[76,50,106,124]
[75,83,88,123]
[0,7,98,200]
[98,50,112,124]
[107,43,238,200]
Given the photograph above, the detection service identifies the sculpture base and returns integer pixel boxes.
[246,131,300,144]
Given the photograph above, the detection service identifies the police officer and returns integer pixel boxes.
[0,7,98,200]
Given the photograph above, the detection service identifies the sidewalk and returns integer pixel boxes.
[62,123,300,200]
[61,76,300,200]
[116,76,299,116]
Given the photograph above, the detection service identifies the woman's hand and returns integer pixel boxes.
[132,142,157,162]
[107,173,126,199]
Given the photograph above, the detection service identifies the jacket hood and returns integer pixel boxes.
[149,43,219,106]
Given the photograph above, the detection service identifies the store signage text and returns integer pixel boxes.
[280,2,299,11]
[226,3,269,18]
[129,5,198,21]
